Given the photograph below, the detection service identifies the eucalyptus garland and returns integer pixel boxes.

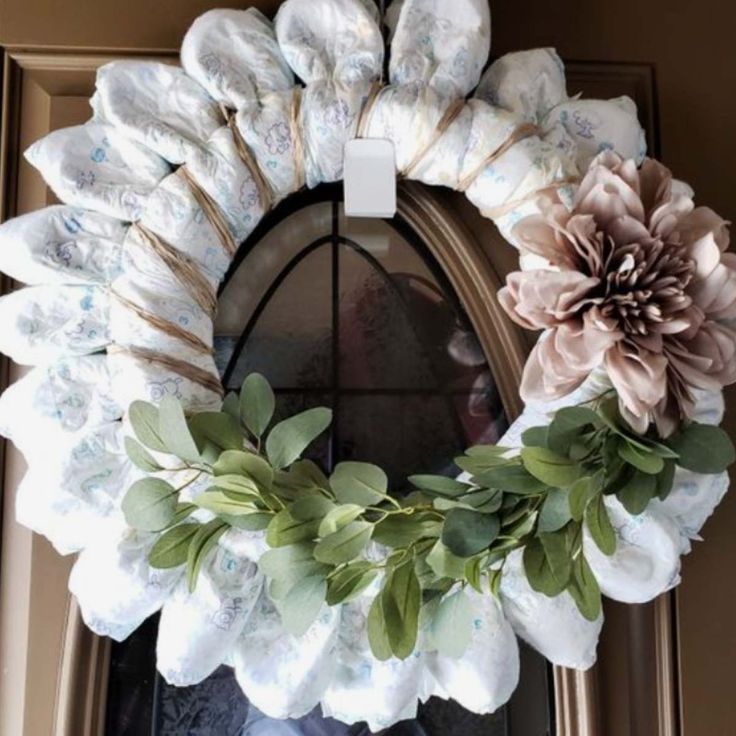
[122,373,735,661]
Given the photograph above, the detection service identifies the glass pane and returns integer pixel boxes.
[105,189,552,736]
[219,246,333,390]
[215,201,333,388]
[337,394,464,484]
[338,245,437,390]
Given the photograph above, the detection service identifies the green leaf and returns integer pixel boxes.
[538,488,572,533]
[326,561,378,605]
[281,575,327,636]
[408,475,472,498]
[618,440,664,475]
[568,476,597,522]
[211,473,261,497]
[317,504,365,537]
[504,508,538,539]
[188,411,243,452]
[149,523,199,568]
[158,395,200,463]
[432,589,473,658]
[194,490,258,516]
[539,527,574,585]
[128,400,167,453]
[521,425,549,448]
[668,422,736,474]
[221,392,240,422]
[266,407,332,469]
[464,556,485,593]
[169,502,197,526]
[463,445,512,463]
[314,521,373,564]
[289,496,336,522]
[523,536,569,597]
[569,435,597,462]
[331,461,388,506]
[240,373,275,439]
[373,512,442,547]
[124,436,163,472]
[426,540,467,579]
[442,508,500,557]
[585,494,616,555]
[213,450,273,489]
[473,464,548,495]
[644,439,680,459]
[367,594,392,661]
[122,478,178,531]
[258,543,329,584]
[488,567,503,596]
[617,471,657,515]
[461,487,503,513]
[656,459,677,501]
[266,510,320,547]
[274,459,329,492]
[224,512,273,530]
[547,406,601,455]
[186,519,227,591]
[597,395,626,434]
[455,454,512,475]
[520,447,582,488]
[382,561,421,659]
[567,553,601,621]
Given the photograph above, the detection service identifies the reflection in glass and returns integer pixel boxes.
[105,187,553,736]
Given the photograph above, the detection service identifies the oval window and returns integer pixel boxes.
[104,184,553,735]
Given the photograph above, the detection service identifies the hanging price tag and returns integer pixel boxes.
[343,138,397,218]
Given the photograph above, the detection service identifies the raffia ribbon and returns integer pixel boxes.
[400,98,467,179]
[481,177,579,219]
[133,223,217,317]
[354,82,467,179]
[109,344,224,397]
[222,106,275,213]
[457,122,540,192]
[355,81,384,139]
[111,290,213,356]
[177,166,238,259]
[289,86,306,191]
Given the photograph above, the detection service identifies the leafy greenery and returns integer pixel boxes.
[122,375,735,660]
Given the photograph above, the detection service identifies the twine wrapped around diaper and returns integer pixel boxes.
[222,107,275,213]
[457,122,541,192]
[133,223,218,317]
[108,344,223,397]
[111,290,213,356]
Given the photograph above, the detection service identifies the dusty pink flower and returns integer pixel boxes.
[499,151,736,436]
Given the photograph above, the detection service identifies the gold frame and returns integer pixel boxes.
[0,50,678,736]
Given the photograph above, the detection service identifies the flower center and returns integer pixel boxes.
[586,234,695,336]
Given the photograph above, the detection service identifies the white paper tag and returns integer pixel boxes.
[343,138,397,218]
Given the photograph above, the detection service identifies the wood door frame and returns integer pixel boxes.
[0,46,677,736]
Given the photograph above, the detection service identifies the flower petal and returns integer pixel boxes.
[605,340,668,420]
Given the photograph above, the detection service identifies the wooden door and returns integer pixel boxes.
[1,1,734,734]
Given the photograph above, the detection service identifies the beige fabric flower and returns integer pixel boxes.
[499,152,736,436]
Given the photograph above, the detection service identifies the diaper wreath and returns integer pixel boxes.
[0,0,734,730]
